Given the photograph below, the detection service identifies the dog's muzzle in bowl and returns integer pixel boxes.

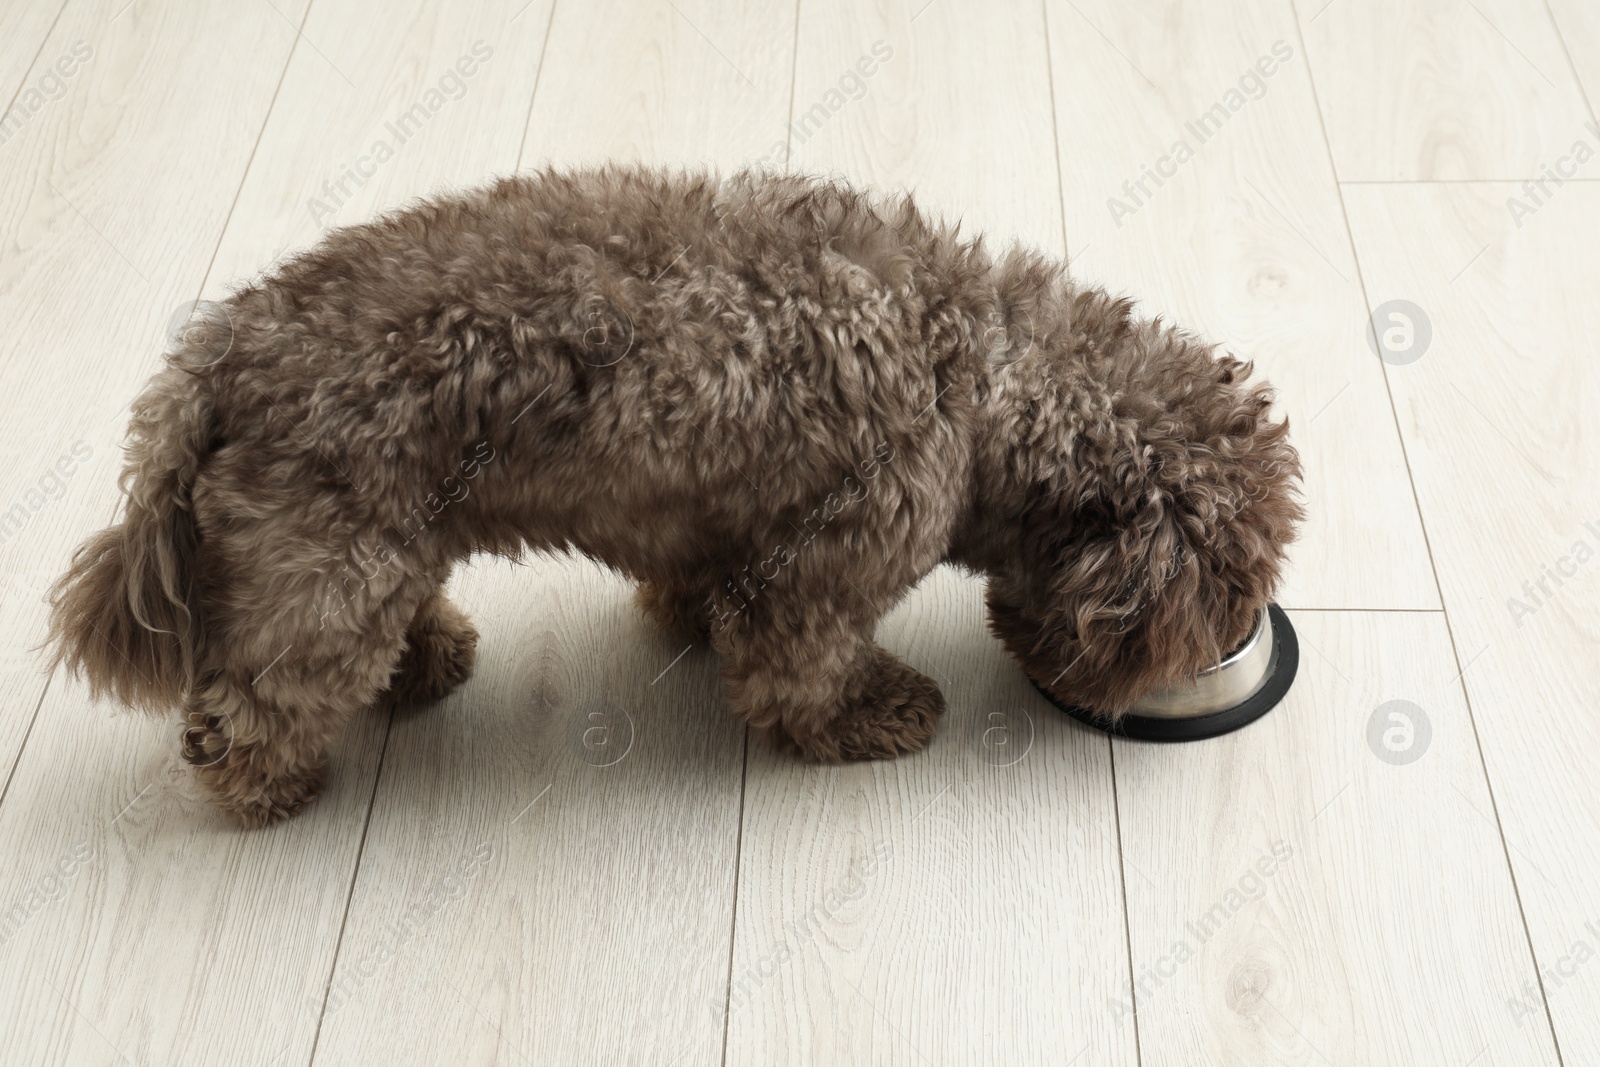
[1028,604,1299,742]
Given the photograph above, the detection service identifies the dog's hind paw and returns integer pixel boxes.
[787,647,945,762]
[388,591,479,705]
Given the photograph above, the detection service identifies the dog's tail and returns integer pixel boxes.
[46,348,220,713]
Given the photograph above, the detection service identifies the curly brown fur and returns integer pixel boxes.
[46,165,1301,825]
[388,587,479,705]
[634,579,713,644]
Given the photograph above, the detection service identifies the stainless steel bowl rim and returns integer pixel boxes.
[1129,608,1277,719]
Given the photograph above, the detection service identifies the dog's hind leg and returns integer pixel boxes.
[713,576,945,762]
[387,582,479,705]
[180,565,435,827]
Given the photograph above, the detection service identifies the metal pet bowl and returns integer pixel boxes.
[1029,603,1299,742]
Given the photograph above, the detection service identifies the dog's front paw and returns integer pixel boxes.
[389,593,479,705]
[788,647,945,762]
[635,580,713,643]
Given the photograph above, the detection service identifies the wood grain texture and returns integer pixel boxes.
[1296,0,1591,181]
[724,568,1136,1066]
[1113,610,1559,1065]
[1549,0,1600,111]
[1045,0,1436,610]
[523,0,796,168]
[0,0,69,126]
[787,0,1063,246]
[717,3,1135,1063]
[0,690,391,1066]
[206,0,557,287]
[313,559,746,1065]
[1344,180,1600,1060]
[0,1,347,1061]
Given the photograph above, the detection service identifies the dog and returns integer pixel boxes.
[47,165,1302,826]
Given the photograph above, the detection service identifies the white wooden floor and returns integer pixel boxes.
[1,1,1596,1064]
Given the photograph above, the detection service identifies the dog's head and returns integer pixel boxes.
[983,322,1303,717]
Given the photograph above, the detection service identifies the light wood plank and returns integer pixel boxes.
[0,2,556,1064]
[313,560,746,1064]
[723,5,1135,1062]
[1345,180,1600,1060]
[205,0,555,284]
[1549,0,1600,126]
[1044,0,1436,610]
[725,569,1136,1066]
[1297,0,1591,181]
[1113,610,1559,1064]
[313,4,793,1061]
[523,0,795,167]
[786,0,1062,246]
[0,0,70,133]
[0,705,389,1065]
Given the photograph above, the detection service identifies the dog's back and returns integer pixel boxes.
[49,165,1003,729]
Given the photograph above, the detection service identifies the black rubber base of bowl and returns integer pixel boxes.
[1029,604,1299,743]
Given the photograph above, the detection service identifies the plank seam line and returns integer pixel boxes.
[0,0,71,134]
[1542,0,1600,130]
[513,0,562,173]
[780,0,803,172]
[305,706,397,1066]
[717,726,751,1066]
[0,0,73,826]
[1107,736,1144,1067]
[191,0,317,312]
[1040,0,1073,263]
[0,673,52,816]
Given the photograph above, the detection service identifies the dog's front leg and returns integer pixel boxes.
[634,577,714,644]
[387,584,480,704]
[712,585,944,762]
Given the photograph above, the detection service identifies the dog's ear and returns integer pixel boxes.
[986,352,1300,715]
[987,463,1217,715]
